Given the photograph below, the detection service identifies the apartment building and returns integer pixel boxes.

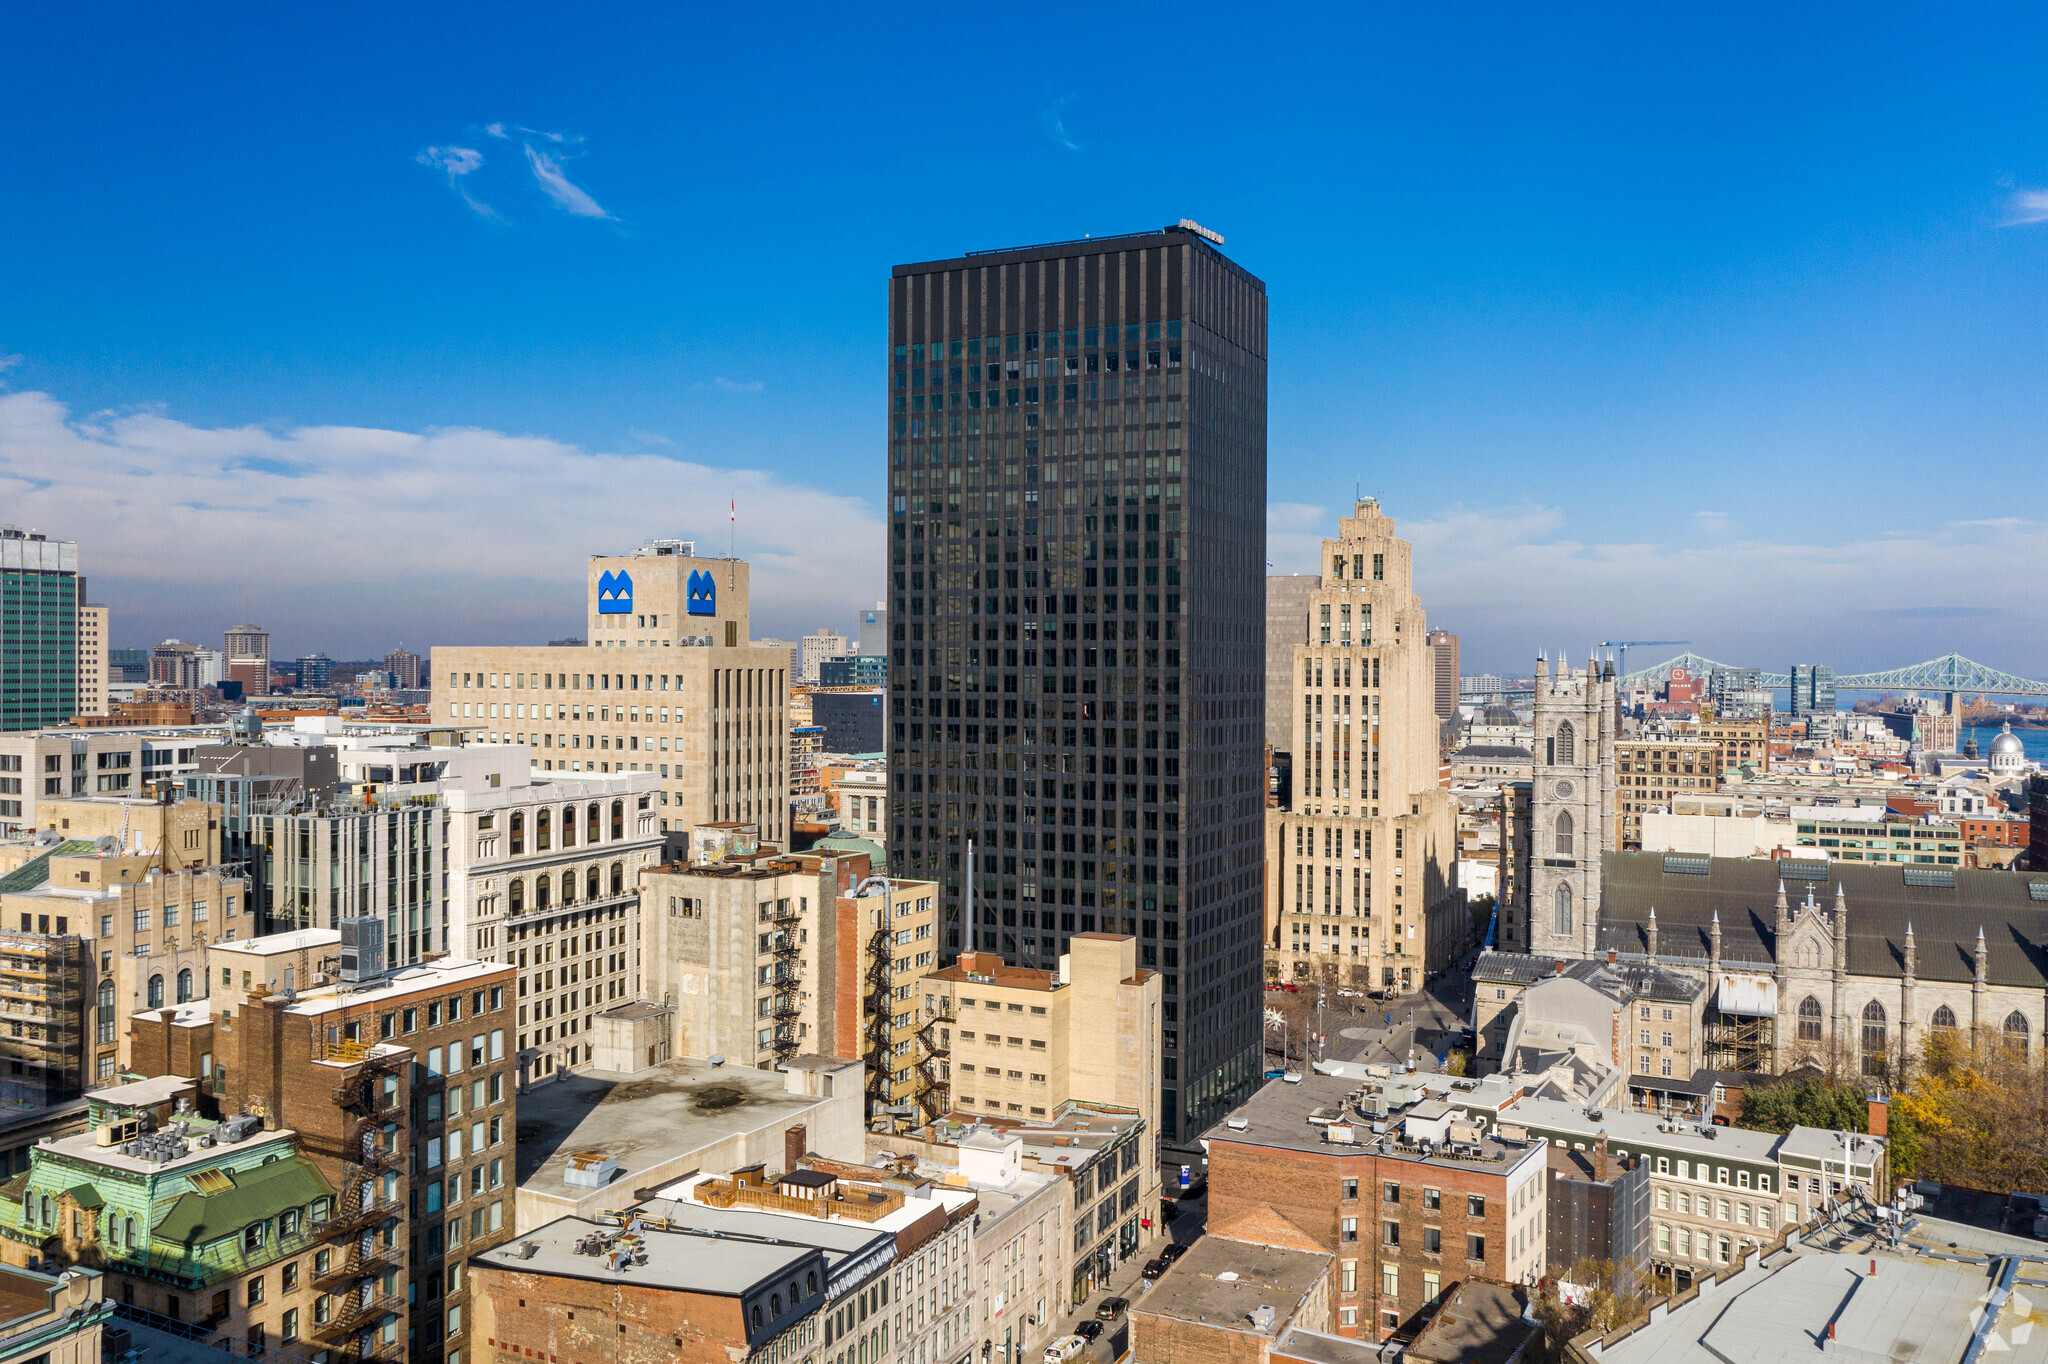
[0,726,224,834]
[1470,953,1706,1107]
[835,874,939,1122]
[432,542,791,848]
[916,936,1159,1138]
[132,953,520,1364]
[1264,501,1467,996]
[76,605,109,719]
[439,769,662,1085]
[1613,737,1719,850]
[1500,1094,1884,1288]
[1205,1071,1549,1341]
[1679,709,1771,778]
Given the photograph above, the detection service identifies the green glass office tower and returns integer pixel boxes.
[886,225,1267,1142]
[0,529,79,732]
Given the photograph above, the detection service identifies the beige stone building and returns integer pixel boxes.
[1263,502,1466,995]
[432,542,791,848]
[34,794,219,869]
[835,873,940,1123]
[1679,707,1771,778]
[1614,737,1719,849]
[75,606,109,718]
[917,934,1160,1139]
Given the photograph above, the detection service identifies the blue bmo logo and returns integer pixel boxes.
[597,569,633,615]
[687,569,717,616]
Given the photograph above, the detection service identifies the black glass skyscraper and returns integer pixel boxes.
[886,225,1267,1141]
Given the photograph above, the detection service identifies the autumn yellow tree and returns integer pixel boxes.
[1890,1027,2048,1191]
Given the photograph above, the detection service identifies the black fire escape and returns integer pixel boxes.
[770,902,801,1063]
[914,996,951,1124]
[318,1052,405,1363]
[863,917,894,1113]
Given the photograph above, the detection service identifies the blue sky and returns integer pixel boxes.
[3,5,2046,674]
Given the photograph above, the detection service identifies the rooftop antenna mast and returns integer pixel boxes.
[729,500,737,586]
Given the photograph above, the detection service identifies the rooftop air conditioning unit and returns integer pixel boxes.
[338,916,386,983]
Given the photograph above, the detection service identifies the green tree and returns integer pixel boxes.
[1736,1075,1869,1136]
[1529,1259,1652,1361]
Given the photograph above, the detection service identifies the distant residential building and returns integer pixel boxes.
[383,646,422,689]
[224,623,271,697]
[0,528,80,733]
[107,648,149,684]
[817,654,886,687]
[1427,630,1460,723]
[75,604,109,718]
[148,640,199,688]
[857,602,888,656]
[1788,663,1833,719]
[0,725,226,834]
[800,628,855,684]
[1613,738,1719,850]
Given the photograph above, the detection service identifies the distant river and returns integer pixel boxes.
[1961,725,2048,763]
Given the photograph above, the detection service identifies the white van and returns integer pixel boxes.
[1043,1336,1085,1364]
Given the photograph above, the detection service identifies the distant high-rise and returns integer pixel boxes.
[384,646,422,689]
[295,652,332,690]
[225,624,272,696]
[150,639,200,688]
[887,223,1268,1140]
[1790,663,1835,718]
[1427,629,1460,723]
[858,602,889,656]
[0,527,80,731]
[77,604,109,717]
[800,627,855,684]
[1264,574,1318,752]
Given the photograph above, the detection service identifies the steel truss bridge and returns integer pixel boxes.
[1616,651,2048,698]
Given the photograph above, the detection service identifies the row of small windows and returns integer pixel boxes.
[507,863,628,915]
[483,801,627,853]
[1789,995,2030,1053]
[895,322,1183,363]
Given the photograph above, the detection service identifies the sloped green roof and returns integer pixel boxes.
[812,834,886,870]
[61,1184,102,1210]
[0,841,98,895]
[153,1157,333,1248]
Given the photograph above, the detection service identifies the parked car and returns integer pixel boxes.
[1097,1297,1130,1321]
[1160,1241,1190,1263]
[1075,1321,1104,1343]
[1142,1258,1170,1279]
[1043,1338,1085,1364]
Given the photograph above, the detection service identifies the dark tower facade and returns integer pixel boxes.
[886,226,1267,1141]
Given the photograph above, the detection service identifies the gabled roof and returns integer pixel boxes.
[153,1157,334,1247]
[1206,1203,1328,1256]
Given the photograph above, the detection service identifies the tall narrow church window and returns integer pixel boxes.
[1931,1004,1957,1030]
[1554,884,1572,936]
[1860,1001,1887,1076]
[1798,996,1823,1041]
[1554,811,1574,858]
[1555,722,1576,765]
[2006,1011,2030,1058]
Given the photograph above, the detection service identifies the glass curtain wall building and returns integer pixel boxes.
[886,225,1267,1141]
[0,530,79,732]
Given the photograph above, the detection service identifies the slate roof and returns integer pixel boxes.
[153,1156,334,1247]
[1455,745,1533,761]
[1473,951,1701,1002]
[1597,851,2048,988]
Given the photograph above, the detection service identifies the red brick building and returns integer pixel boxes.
[1203,1076,1547,1341]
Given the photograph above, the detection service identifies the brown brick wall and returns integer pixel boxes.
[1208,1139,1512,1340]
[473,1266,750,1364]
[1128,1314,1273,1364]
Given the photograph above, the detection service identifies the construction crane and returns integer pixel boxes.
[1598,640,1690,677]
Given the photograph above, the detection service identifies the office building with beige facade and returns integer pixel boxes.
[1614,737,1719,850]
[75,605,109,718]
[1263,501,1467,995]
[432,541,792,848]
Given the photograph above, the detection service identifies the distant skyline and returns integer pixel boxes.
[4,6,2045,674]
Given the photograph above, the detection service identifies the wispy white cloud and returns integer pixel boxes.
[0,384,879,656]
[627,428,675,448]
[0,355,22,377]
[523,144,612,219]
[1693,509,1729,534]
[2003,187,2048,226]
[416,144,499,220]
[712,377,765,395]
[1043,96,1081,152]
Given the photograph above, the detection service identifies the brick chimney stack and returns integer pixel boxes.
[1594,1132,1610,1183]
[785,1123,808,1173]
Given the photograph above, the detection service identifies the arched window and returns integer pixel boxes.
[124,1213,135,1248]
[1861,1000,1888,1076]
[535,876,551,910]
[562,870,577,904]
[561,806,577,847]
[1555,721,1576,765]
[1554,884,1573,936]
[586,803,601,844]
[96,980,115,1045]
[771,1294,782,1318]
[508,879,524,916]
[806,1271,817,1296]
[38,1196,49,1227]
[751,1306,763,1331]
[176,968,193,1004]
[611,800,625,840]
[1554,810,1574,858]
[147,975,164,1010]
[1798,996,1823,1041]
[536,808,551,851]
[1932,1004,1958,1030]
[788,1281,800,1306]
[509,812,524,856]
[2006,1011,2031,1058]
[586,866,601,901]
[611,862,624,896]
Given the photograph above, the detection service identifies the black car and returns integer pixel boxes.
[1141,1258,1170,1280]
[1075,1321,1103,1342]
[1096,1297,1130,1321]
[1160,1242,1189,1263]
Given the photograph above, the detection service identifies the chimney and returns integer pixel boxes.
[1866,1097,1887,1139]
[1554,960,1565,976]
[1607,948,1617,965]
[785,1124,808,1173]
[1594,1133,1609,1183]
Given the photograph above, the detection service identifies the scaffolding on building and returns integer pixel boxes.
[0,927,87,1109]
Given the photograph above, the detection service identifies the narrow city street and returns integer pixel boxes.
[1058,1181,1207,1364]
